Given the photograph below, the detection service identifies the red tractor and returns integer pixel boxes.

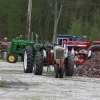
[62,38,100,67]
[0,41,8,52]
[62,40,91,66]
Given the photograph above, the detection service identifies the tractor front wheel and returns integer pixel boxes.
[59,64,65,78]
[54,64,59,78]
[34,52,43,75]
[7,53,18,63]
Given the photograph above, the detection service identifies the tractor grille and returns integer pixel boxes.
[54,49,64,59]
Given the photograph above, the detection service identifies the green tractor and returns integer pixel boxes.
[23,34,46,74]
[7,35,35,63]
[23,34,74,78]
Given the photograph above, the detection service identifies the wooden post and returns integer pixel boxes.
[26,0,32,41]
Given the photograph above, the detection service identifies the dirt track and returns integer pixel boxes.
[0,59,100,100]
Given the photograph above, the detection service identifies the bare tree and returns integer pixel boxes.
[48,0,62,43]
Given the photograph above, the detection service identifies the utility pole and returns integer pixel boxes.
[26,0,32,40]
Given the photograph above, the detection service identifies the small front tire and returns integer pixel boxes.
[54,64,59,78]
[7,53,18,63]
[59,64,65,78]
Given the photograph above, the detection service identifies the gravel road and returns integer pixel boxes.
[0,59,100,100]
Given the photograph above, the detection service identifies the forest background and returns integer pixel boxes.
[0,0,100,42]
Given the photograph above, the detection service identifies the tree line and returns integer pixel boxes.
[0,0,100,42]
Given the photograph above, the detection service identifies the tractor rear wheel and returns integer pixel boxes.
[65,52,74,76]
[54,64,59,78]
[34,52,43,75]
[88,45,100,59]
[7,53,18,63]
[23,46,35,73]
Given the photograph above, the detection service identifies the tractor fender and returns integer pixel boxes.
[64,49,68,58]
[71,48,75,56]
[88,50,92,57]
[43,50,46,58]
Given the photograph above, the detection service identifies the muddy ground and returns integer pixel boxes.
[0,59,100,100]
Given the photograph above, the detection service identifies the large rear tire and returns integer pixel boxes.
[65,52,74,76]
[23,46,35,73]
[34,52,43,75]
[88,45,100,59]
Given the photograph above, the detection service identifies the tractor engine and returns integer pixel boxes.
[53,46,66,64]
[74,49,88,66]
[43,44,68,69]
